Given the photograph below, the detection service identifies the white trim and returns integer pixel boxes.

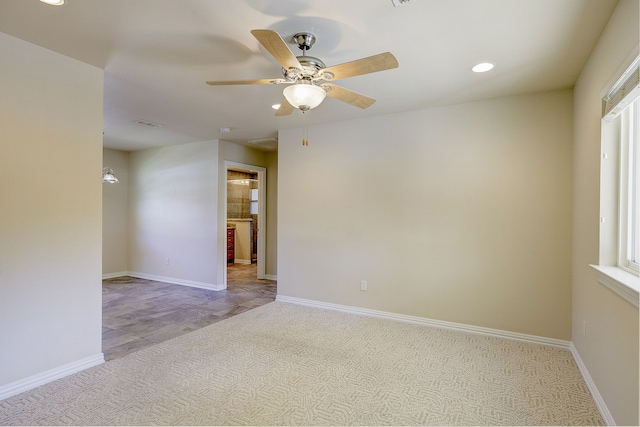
[102,271,128,279]
[276,295,571,349]
[590,265,639,307]
[127,271,226,291]
[0,353,104,401]
[233,259,252,265]
[265,274,277,281]
[616,101,639,274]
[570,343,616,426]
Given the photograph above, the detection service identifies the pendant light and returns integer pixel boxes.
[102,167,119,184]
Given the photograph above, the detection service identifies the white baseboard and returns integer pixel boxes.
[127,272,225,291]
[102,271,128,279]
[0,353,104,401]
[276,295,571,349]
[570,343,615,426]
[233,259,252,265]
[265,274,277,281]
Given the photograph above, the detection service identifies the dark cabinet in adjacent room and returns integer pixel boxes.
[227,228,235,263]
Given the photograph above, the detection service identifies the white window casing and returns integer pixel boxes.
[597,54,640,306]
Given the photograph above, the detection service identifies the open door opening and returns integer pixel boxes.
[224,162,267,285]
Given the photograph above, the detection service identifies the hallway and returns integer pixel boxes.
[102,264,276,360]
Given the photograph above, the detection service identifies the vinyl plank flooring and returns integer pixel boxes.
[102,263,276,361]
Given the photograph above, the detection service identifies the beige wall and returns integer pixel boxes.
[128,140,220,286]
[0,33,103,387]
[102,149,129,276]
[278,90,573,340]
[572,0,639,424]
[265,151,278,279]
[219,140,268,169]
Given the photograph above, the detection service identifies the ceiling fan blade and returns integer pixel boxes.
[322,52,398,81]
[251,29,302,71]
[323,83,376,109]
[206,79,279,86]
[275,99,295,116]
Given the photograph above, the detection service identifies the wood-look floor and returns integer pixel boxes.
[102,263,276,361]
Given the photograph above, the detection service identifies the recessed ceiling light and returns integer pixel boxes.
[472,62,495,73]
[271,104,281,110]
[39,0,65,5]
[219,127,231,133]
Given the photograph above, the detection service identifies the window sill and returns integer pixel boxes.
[589,265,639,308]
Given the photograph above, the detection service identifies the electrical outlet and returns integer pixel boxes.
[164,258,170,266]
[360,280,367,291]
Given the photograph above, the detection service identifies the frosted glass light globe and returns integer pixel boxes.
[283,83,326,110]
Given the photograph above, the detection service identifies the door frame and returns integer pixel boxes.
[220,161,267,288]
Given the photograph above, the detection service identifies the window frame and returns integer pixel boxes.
[594,54,640,308]
[617,99,639,274]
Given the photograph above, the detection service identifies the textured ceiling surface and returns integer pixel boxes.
[0,0,618,151]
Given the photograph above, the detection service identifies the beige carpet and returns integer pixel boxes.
[0,301,603,425]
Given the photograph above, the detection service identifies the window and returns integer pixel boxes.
[619,99,639,273]
[603,56,639,274]
[594,56,640,307]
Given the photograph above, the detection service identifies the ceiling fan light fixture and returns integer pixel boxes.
[39,0,65,5]
[283,82,326,110]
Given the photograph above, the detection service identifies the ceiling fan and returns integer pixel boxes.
[206,29,399,116]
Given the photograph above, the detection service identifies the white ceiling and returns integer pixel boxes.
[0,0,618,152]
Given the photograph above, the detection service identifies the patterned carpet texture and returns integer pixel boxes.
[0,301,603,425]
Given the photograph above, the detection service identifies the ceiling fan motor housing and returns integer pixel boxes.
[282,56,328,82]
[293,32,316,51]
[280,33,330,82]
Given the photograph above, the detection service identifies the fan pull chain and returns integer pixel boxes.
[302,109,309,146]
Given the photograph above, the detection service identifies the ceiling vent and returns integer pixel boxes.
[248,138,278,150]
[133,119,163,128]
[391,0,414,6]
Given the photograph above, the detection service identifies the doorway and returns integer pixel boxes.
[223,161,266,287]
